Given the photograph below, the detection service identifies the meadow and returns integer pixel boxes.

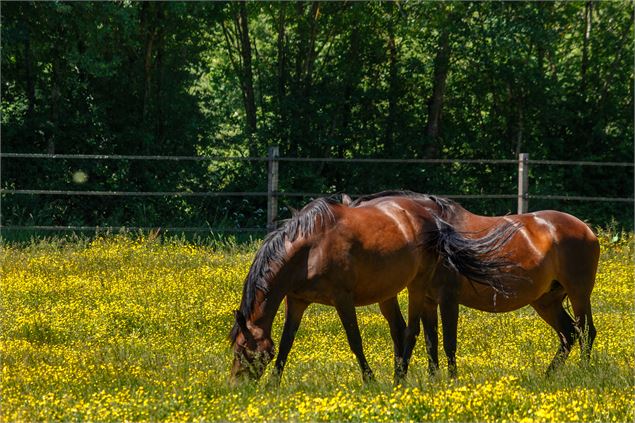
[1,231,633,422]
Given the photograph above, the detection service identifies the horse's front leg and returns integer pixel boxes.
[379,297,406,384]
[440,298,459,378]
[272,296,309,384]
[334,295,375,383]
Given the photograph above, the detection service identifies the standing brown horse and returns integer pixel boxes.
[229,191,518,385]
[398,193,599,378]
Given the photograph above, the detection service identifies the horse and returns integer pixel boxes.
[228,191,519,385]
[394,193,599,378]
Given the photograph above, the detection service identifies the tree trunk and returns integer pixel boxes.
[220,2,258,156]
[252,36,266,127]
[237,1,258,156]
[424,26,451,158]
[49,57,62,154]
[276,4,288,151]
[514,106,524,158]
[504,80,525,157]
[581,1,592,95]
[141,2,158,128]
[386,12,398,156]
[341,27,359,147]
[303,2,319,90]
[598,9,633,108]
[135,2,160,190]
[332,26,359,187]
[155,5,165,146]
[24,30,35,122]
[300,2,320,156]
[290,2,319,157]
[143,38,154,123]
[289,3,304,157]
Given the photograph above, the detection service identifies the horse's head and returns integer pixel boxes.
[230,310,275,385]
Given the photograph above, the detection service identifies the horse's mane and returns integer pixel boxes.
[229,196,338,344]
[351,190,456,218]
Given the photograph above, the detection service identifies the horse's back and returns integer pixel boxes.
[300,199,431,306]
[530,210,597,244]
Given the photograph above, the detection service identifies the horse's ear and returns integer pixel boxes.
[341,193,352,206]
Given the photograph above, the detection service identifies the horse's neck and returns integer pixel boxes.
[248,241,308,334]
[247,266,295,337]
[247,289,281,337]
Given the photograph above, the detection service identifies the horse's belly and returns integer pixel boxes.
[299,252,419,306]
[352,277,406,306]
[293,275,407,307]
[457,278,545,313]
[351,253,422,305]
[459,292,526,313]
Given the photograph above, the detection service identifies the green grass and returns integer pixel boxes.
[1,232,633,421]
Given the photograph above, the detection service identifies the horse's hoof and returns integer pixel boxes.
[448,365,458,379]
[393,372,406,386]
[267,377,281,388]
[363,372,376,384]
[266,369,283,388]
[427,365,439,377]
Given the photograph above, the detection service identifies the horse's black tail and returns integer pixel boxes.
[426,215,520,296]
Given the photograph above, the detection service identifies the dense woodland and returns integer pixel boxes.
[1,1,633,233]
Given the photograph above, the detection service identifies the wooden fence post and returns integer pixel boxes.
[517,153,529,214]
[267,146,279,232]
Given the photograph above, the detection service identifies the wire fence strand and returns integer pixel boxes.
[0,189,269,197]
[0,153,268,162]
[2,189,633,202]
[0,225,265,233]
[2,152,633,167]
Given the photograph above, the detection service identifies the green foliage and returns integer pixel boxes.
[1,1,632,233]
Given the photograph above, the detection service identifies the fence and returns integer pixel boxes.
[1,149,633,234]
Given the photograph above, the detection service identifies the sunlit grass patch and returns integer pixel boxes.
[1,232,633,421]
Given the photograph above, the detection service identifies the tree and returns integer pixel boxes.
[1,1,632,232]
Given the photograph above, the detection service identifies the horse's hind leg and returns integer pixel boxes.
[379,297,407,383]
[440,298,459,378]
[559,238,598,363]
[570,297,596,363]
[531,290,578,374]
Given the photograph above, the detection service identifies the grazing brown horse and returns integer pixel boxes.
[398,194,599,378]
[229,191,518,385]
